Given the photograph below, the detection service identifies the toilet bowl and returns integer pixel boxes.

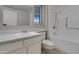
[42,40,55,50]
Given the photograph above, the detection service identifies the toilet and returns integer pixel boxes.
[42,40,55,49]
[40,31,55,50]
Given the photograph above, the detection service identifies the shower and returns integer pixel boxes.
[53,10,62,36]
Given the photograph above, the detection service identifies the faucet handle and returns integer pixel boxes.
[53,26,56,29]
[22,30,27,33]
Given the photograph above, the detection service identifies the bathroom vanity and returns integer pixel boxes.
[0,5,47,54]
[0,32,42,54]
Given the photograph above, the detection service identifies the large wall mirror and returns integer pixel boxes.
[2,5,34,26]
[0,5,46,27]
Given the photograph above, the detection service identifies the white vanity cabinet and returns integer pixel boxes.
[0,35,42,54]
[28,42,41,54]
[24,36,41,54]
[0,40,24,54]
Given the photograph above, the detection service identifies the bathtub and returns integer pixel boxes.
[50,33,79,54]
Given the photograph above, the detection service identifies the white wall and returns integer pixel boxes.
[48,5,79,54]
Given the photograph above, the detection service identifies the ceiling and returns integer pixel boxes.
[3,5,34,12]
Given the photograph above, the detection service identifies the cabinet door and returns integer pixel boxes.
[28,42,41,54]
[9,48,27,54]
[0,40,23,54]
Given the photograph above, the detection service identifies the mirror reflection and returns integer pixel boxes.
[0,5,43,26]
[2,5,34,26]
[0,5,41,26]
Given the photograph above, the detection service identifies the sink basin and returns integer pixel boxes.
[15,32,40,36]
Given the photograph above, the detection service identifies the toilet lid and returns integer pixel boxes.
[42,40,54,46]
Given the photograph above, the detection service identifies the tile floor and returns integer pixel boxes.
[42,48,68,54]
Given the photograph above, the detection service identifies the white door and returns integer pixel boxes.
[3,8,17,26]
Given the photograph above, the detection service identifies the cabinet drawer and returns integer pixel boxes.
[0,40,23,54]
[24,36,41,46]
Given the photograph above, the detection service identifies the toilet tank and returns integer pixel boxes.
[38,31,46,40]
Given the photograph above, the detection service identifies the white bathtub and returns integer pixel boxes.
[50,33,79,54]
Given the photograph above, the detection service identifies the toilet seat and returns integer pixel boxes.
[42,40,55,49]
[42,40,54,46]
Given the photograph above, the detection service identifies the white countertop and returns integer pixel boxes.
[0,32,41,44]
